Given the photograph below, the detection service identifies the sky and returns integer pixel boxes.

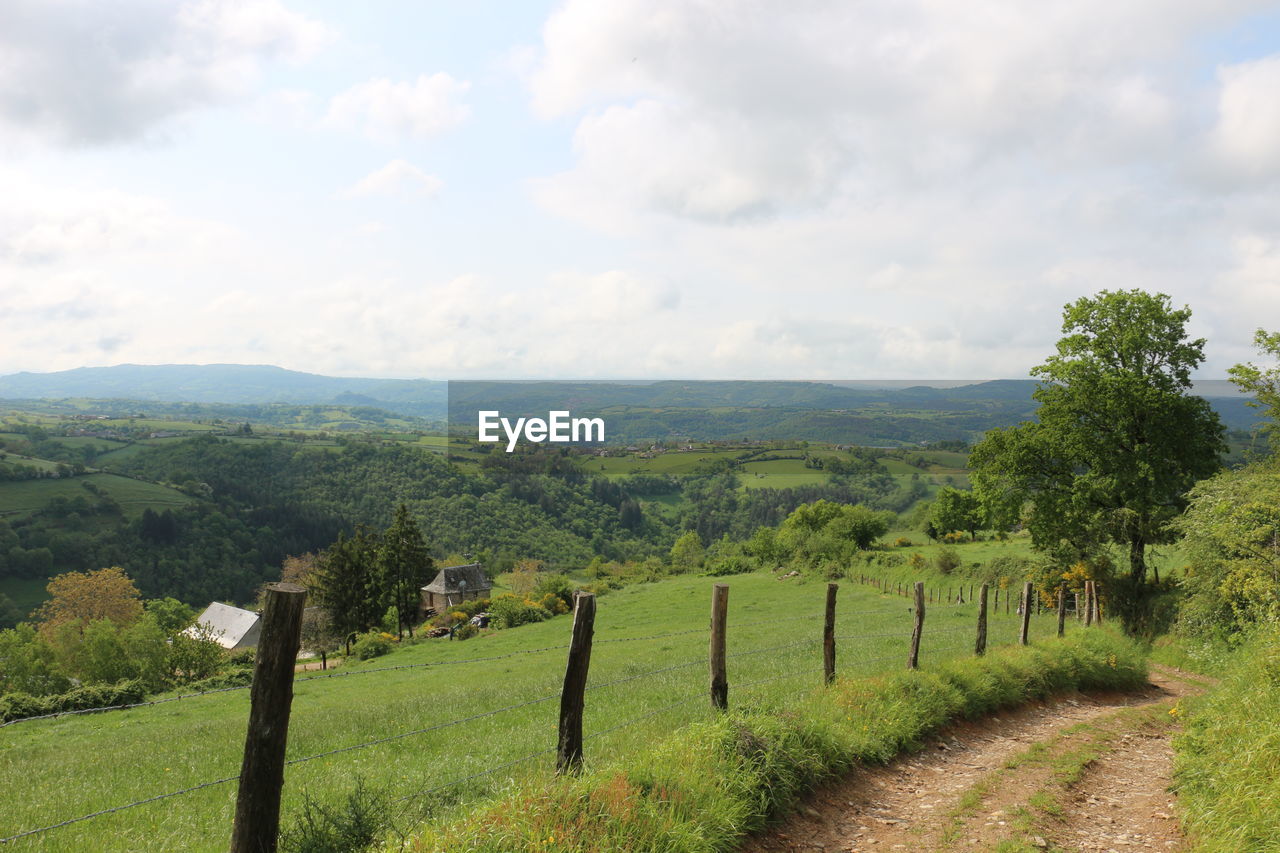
[1,0,1279,380]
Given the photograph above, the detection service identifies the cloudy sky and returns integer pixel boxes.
[2,0,1279,380]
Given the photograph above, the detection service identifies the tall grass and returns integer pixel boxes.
[403,630,1146,852]
[1174,625,1280,851]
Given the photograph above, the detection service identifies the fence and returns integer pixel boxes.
[0,575,1102,850]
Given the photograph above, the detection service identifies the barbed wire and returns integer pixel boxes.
[0,773,239,845]
[0,684,251,729]
[392,747,558,805]
[282,691,561,769]
[585,657,704,693]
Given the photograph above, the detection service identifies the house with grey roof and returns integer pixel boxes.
[420,562,492,616]
[186,601,261,649]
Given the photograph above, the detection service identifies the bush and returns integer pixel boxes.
[453,623,479,641]
[0,678,148,723]
[280,777,390,853]
[704,554,754,576]
[488,593,552,629]
[351,631,393,660]
[935,546,961,575]
[893,537,913,548]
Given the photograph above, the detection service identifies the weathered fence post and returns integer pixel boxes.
[976,582,989,656]
[557,592,596,774]
[1019,582,1033,646]
[823,582,837,685]
[229,582,307,853]
[1005,586,1011,614]
[1054,581,1064,635]
[1085,581,1095,627]
[710,583,729,710]
[908,581,925,669]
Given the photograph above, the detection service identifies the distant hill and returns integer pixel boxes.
[0,366,1260,440]
[0,364,447,417]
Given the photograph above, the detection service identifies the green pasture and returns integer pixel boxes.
[0,474,193,520]
[0,570,1070,852]
[739,457,828,490]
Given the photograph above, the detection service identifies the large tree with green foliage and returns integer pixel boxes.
[929,487,982,540]
[970,289,1225,635]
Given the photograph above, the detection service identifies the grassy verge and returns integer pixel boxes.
[400,631,1147,853]
[1174,624,1280,852]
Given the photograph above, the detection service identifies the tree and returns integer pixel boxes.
[314,528,382,647]
[37,567,144,639]
[669,531,705,572]
[970,290,1225,635]
[929,487,982,539]
[378,504,434,638]
[1227,328,1280,447]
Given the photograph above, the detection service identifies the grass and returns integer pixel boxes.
[0,473,193,520]
[404,630,1147,852]
[0,570,1073,852]
[1173,624,1280,852]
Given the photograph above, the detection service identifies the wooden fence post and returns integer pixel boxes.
[710,583,729,710]
[1005,586,1011,614]
[976,582,989,656]
[823,582,837,685]
[1085,581,1095,627]
[230,583,307,853]
[556,592,596,774]
[1057,582,1067,638]
[908,581,925,669]
[1019,582,1033,646]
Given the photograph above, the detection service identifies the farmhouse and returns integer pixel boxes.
[421,562,492,616]
[186,601,261,649]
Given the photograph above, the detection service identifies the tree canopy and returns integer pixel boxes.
[971,289,1226,634]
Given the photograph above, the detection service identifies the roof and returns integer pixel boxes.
[187,601,261,649]
[422,563,492,595]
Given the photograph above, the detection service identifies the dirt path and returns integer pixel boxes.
[741,666,1204,852]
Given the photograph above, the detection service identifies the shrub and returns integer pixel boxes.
[705,555,754,576]
[280,777,390,853]
[453,623,479,641]
[537,593,571,615]
[488,593,552,629]
[529,571,576,612]
[935,546,961,575]
[0,678,148,723]
[351,632,393,660]
[893,537,913,548]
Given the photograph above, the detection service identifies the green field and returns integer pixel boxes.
[0,570,1072,852]
[738,457,828,490]
[0,474,194,520]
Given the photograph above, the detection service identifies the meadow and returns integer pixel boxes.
[0,570,1071,852]
[0,473,193,520]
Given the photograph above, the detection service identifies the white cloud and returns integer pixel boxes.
[1210,55,1280,183]
[0,0,333,147]
[527,0,1268,226]
[343,160,443,198]
[323,74,471,142]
